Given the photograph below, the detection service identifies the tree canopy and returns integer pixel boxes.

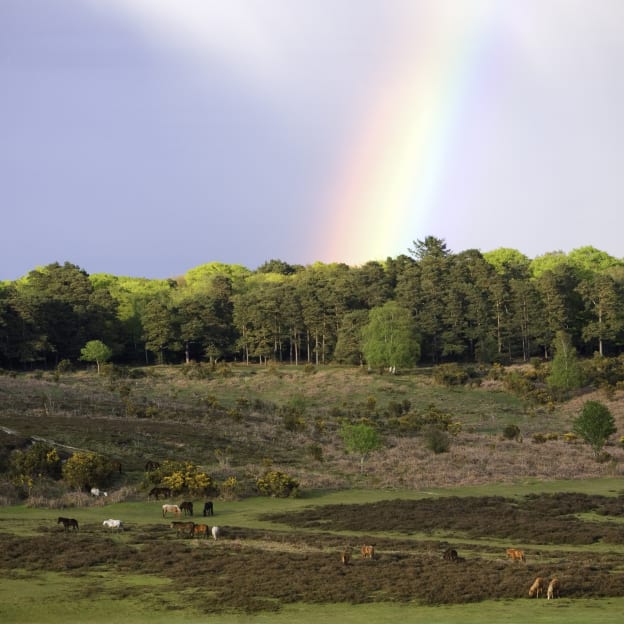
[3,241,624,370]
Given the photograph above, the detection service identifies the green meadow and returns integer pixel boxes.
[2,481,624,623]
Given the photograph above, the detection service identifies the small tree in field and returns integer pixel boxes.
[340,423,381,472]
[547,331,583,397]
[80,340,112,374]
[573,400,617,458]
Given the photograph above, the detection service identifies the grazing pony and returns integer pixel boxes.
[203,501,214,517]
[149,486,172,500]
[90,487,108,497]
[211,526,220,540]
[547,578,560,600]
[102,519,123,531]
[170,521,195,537]
[57,517,79,531]
[192,524,209,539]
[162,504,181,518]
[443,548,459,562]
[361,545,375,559]
[529,577,546,598]
[179,501,194,516]
[340,548,351,565]
[506,548,525,562]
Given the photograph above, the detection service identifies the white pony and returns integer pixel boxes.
[91,487,108,497]
[162,504,181,518]
[211,525,220,540]
[103,519,123,530]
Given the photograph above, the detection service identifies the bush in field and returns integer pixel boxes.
[432,363,468,386]
[573,400,617,458]
[422,425,451,454]
[220,476,243,500]
[146,460,218,496]
[256,470,299,498]
[62,452,114,490]
[502,424,521,441]
[10,441,62,480]
[583,354,624,389]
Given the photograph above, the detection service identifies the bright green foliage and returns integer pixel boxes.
[483,248,530,275]
[567,246,622,278]
[361,301,419,371]
[340,423,381,472]
[547,330,584,396]
[80,339,112,374]
[573,400,617,457]
[62,451,113,490]
[10,441,62,480]
[530,251,570,278]
[256,470,299,497]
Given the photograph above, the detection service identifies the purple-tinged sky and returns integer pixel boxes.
[2,1,623,280]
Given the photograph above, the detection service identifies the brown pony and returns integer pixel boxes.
[361,545,375,559]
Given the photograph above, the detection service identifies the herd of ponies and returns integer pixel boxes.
[57,491,564,601]
[55,495,220,542]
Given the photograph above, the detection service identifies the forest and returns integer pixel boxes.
[1,236,624,370]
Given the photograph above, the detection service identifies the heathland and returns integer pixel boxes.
[1,363,623,623]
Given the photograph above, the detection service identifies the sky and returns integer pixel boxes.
[2,0,624,281]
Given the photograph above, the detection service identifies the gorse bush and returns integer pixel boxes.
[10,441,62,481]
[62,451,115,490]
[432,363,469,386]
[145,460,217,496]
[256,470,299,498]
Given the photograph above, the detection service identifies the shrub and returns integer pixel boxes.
[220,476,242,500]
[306,444,324,462]
[62,452,115,490]
[432,363,468,386]
[146,460,218,496]
[502,424,521,441]
[256,470,299,498]
[10,442,62,481]
[423,426,450,454]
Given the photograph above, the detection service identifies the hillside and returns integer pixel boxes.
[1,364,623,500]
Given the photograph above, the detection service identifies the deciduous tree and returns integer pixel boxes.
[80,339,112,374]
[573,400,617,457]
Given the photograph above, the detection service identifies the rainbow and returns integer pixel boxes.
[323,2,495,265]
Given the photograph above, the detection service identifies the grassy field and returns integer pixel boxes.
[2,483,624,622]
[1,365,624,622]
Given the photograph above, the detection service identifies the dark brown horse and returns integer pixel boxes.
[203,501,214,517]
[145,460,161,472]
[180,501,193,516]
[148,486,171,500]
[57,517,79,531]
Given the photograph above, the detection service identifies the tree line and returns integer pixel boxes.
[1,236,624,370]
